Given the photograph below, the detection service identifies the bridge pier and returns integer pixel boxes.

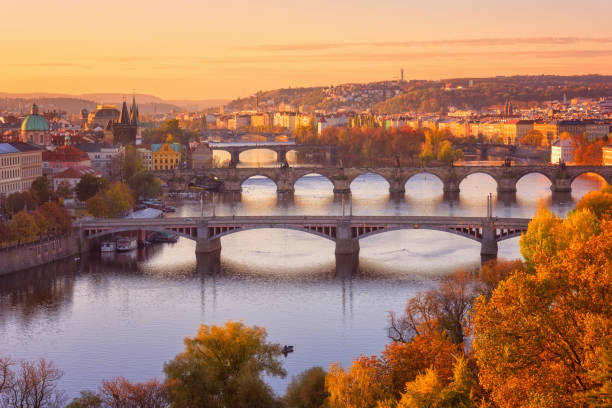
[389,180,405,197]
[277,148,288,165]
[497,178,517,194]
[229,151,240,168]
[332,179,351,195]
[196,251,221,275]
[335,221,359,256]
[276,178,295,199]
[196,221,222,254]
[551,177,572,194]
[480,222,498,263]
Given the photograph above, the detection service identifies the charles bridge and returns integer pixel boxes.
[157,164,612,200]
[77,215,530,273]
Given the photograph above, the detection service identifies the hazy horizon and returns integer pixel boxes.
[3,0,612,99]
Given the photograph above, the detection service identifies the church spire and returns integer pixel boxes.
[119,100,130,124]
[130,93,138,125]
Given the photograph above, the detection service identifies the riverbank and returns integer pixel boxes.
[0,235,81,276]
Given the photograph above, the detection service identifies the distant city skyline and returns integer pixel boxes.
[3,0,612,99]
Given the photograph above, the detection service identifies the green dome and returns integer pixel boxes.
[21,104,49,132]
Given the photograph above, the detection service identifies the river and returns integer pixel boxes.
[0,154,607,398]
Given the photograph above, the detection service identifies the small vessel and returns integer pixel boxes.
[100,241,116,252]
[148,231,179,243]
[116,237,138,251]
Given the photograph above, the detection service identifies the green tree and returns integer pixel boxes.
[164,321,286,408]
[128,171,162,199]
[76,174,107,202]
[66,391,103,408]
[55,180,73,199]
[121,145,144,182]
[86,182,133,218]
[284,367,329,408]
[30,176,51,204]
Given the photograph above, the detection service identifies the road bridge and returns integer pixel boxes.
[157,165,612,199]
[209,143,337,167]
[77,215,530,273]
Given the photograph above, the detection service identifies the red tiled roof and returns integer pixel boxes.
[54,166,101,179]
[42,145,89,162]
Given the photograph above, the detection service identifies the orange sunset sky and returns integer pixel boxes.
[2,0,612,100]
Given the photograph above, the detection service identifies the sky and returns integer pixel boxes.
[2,0,612,100]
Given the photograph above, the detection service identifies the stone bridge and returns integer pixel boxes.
[209,143,337,167]
[77,215,530,273]
[157,165,612,199]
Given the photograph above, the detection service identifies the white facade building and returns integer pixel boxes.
[551,138,574,164]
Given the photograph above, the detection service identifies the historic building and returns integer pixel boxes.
[74,143,123,179]
[42,143,91,175]
[151,142,181,171]
[20,104,51,146]
[110,96,139,145]
[603,145,612,166]
[87,105,120,130]
[0,142,43,196]
[189,142,213,169]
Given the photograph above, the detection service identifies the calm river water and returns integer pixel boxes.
[0,153,607,398]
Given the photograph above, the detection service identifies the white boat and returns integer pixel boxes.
[100,241,116,252]
[116,238,137,252]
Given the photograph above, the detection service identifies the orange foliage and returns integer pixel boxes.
[382,331,462,398]
[572,134,607,165]
[473,219,612,408]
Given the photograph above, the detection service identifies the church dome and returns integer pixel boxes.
[21,104,50,132]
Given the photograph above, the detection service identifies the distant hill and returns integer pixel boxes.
[222,75,612,114]
[0,92,228,115]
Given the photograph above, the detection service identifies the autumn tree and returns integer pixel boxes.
[0,358,66,408]
[519,129,544,146]
[99,377,169,408]
[437,140,463,165]
[387,270,477,344]
[473,217,612,407]
[86,183,134,218]
[284,367,329,408]
[164,321,286,408]
[8,211,39,243]
[325,356,388,408]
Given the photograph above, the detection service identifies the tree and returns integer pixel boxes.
[473,219,612,408]
[128,171,162,199]
[86,183,133,218]
[76,174,107,202]
[387,271,477,344]
[99,377,168,408]
[55,180,73,199]
[284,367,329,408]
[164,321,286,408]
[575,187,612,219]
[121,145,144,182]
[325,356,388,408]
[437,140,463,165]
[66,391,103,408]
[8,211,39,243]
[30,176,51,204]
[520,129,544,146]
[0,358,66,408]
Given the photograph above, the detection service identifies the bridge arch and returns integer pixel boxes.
[355,225,524,243]
[459,171,498,194]
[515,171,553,197]
[570,169,609,184]
[238,148,279,164]
[239,174,278,189]
[404,172,445,194]
[86,226,197,242]
[212,225,337,242]
[293,173,335,193]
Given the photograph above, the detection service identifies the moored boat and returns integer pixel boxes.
[116,237,137,251]
[100,241,116,252]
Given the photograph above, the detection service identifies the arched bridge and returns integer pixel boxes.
[157,165,612,198]
[209,143,337,167]
[77,216,530,269]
